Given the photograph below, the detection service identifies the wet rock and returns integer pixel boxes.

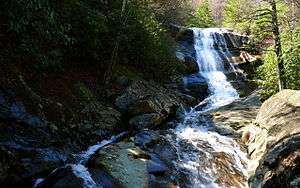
[129,113,164,130]
[176,28,194,44]
[152,140,178,165]
[88,142,149,188]
[134,130,160,149]
[183,74,209,101]
[35,165,98,188]
[211,91,261,132]
[147,154,168,176]
[249,90,300,188]
[0,144,67,187]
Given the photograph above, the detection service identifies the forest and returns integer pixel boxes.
[0,0,300,188]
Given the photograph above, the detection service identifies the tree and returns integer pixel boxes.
[223,0,288,92]
[223,0,258,33]
[187,0,215,28]
[267,0,287,90]
[104,0,128,84]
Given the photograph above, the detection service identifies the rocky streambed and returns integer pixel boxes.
[1,27,300,188]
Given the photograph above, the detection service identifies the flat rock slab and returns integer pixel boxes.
[211,91,261,132]
[88,142,149,188]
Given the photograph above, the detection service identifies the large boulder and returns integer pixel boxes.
[129,113,164,130]
[79,101,122,136]
[211,91,261,135]
[248,90,300,188]
[35,165,97,188]
[182,74,209,101]
[88,142,149,188]
[115,80,190,130]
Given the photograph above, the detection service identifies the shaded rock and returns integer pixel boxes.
[90,169,119,188]
[88,142,149,188]
[128,100,157,116]
[80,102,122,132]
[35,165,99,188]
[238,58,263,79]
[116,80,188,129]
[149,175,176,188]
[248,90,300,188]
[183,74,209,101]
[134,130,160,149]
[231,79,258,98]
[0,89,44,127]
[115,80,183,114]
[147,154,168,176]
[115,75,131,87]
[177,56,199,75]
[176,28,194,44]
[129,113,164,130]
[0,142,67,187]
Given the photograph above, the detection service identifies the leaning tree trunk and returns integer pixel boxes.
[269,0,287,90]
[103,0,128,85]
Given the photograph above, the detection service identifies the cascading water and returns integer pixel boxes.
[193,28,239,111]
[171,28,248,188]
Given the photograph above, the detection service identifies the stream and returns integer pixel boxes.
[34,28,249,188]
[169,28,248,187]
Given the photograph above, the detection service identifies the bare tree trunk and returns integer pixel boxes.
[269,0,287,90]
[103,0,127,85]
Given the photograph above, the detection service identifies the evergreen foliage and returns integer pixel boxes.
[187,0,215,28]
[0,0,189,80]
[223,0,300,99]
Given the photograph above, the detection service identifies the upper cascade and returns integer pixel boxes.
[192,28,243,73]
[191,28,239,110]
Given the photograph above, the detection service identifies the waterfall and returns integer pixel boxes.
[170,28,248,188]
[193,28,239,111]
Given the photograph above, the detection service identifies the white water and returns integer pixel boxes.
[193,28,239,111]
[33,132,128,188]
[172,28,248,187]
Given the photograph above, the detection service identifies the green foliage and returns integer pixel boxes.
[257,48,279,100]
[187,0,215,28]
[258,27,300,100]
[223,0,286,41]
[223,0,256,33]
[0,0,181,80]
[281,28,300,89]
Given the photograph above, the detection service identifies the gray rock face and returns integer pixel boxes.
[116,80,187,130]
[80,101,122,132]
[248,90,300,188]
[88,142,149,188]
[212,91,261,133]
[129,113,164,130]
